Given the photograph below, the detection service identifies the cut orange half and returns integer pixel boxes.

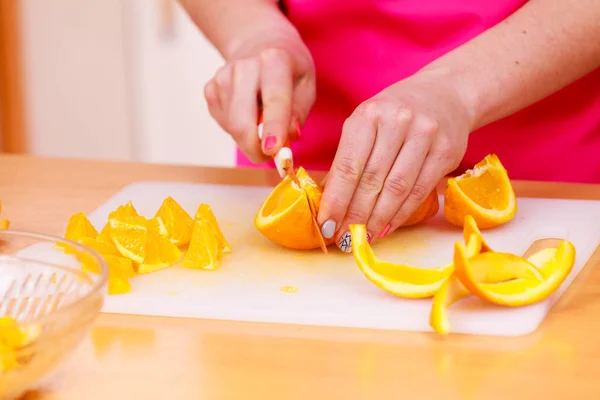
[349,224,455,298]
[444,154,517,229]
[255,167,333,252]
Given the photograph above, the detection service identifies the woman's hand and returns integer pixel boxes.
[317,69,475,252]
[204,36,316,163]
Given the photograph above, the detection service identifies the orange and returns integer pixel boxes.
[76,236,120,257]
[154,197,193,247]
[255,167,333,252]
[444,154,517,229]
[137,234,183,274]
[109,216,150,264]
[97,201,139,243]
[104,255,133,295]
[401,190,440,227]
[349,224,455,298]
[0,218,9,230]
[180,218,223,270]
[63,212,98,242]
[194,203,231,253]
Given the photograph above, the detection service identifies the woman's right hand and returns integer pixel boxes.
[204,37,316,163]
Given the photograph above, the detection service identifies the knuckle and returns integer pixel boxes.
[383,174,410,197]
[356,100,382,121]
[345,207,370,223]
[260,48,290,65]
[333,156,363,185]
[358,168,384,194]
[392,106,413,126]
[409,183,430,203]
[416,117,440,138]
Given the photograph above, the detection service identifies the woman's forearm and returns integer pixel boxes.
[178,0,299,60]
[423,0,600,131]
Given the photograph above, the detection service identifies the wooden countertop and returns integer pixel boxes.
[3,154,600,400]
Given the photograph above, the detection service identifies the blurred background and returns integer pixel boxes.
[0,0,236,167]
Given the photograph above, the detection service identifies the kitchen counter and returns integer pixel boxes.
[2,154,600,400]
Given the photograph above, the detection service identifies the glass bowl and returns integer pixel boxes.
[0,230,108,400]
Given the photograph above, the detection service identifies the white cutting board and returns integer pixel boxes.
[28,181,600,336]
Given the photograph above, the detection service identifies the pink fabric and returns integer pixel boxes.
[236,0,600,183]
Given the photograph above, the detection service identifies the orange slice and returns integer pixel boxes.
[76,236,120,257]
[63,212,98,242]
[137,234,183,274]
[255,167,333,251]
[444,154,517,229]
[109,216,149,264]
[105,255,133,295]
[349,224,455,298]
[154,197,193,247]
[180,218,223,270]
[98,201,139,243]
[0,218,9,230]
[194,203,231,253]
[401,190,440,227]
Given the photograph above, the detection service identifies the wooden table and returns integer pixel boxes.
[2,154,600,400]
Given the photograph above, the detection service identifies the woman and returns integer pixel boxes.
[180,0,600,252]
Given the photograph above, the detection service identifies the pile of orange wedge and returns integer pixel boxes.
[0,316,40,373]
[59,197,230,295]
[347,154,577,335]
[0,201,9,230]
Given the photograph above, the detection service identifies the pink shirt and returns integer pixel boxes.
[237,0,600,183]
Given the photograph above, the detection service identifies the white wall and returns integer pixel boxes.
[20,0,133,161]
[124,0,236,167]
[19,0,236,167]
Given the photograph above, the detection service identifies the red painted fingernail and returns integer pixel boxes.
[379,224,391,238]
[264,136,276,151]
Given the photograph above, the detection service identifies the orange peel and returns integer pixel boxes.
[444,154,517,229]
[349,224,455,298]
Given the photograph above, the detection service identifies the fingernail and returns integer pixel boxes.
[264,136,276,151]
[338,231,352,253]
[321,219,336,239]
[367,232,373,243]
[379,224,391,238]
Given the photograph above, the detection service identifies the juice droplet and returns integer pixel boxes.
[280,286,298,293]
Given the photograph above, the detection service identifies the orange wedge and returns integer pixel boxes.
[104,255,133,295]
[155,197,193,247]
[64,212,98,242]
[98,201,139,243]
[255,167,333,251]
[109,216,150,264]
[444,154,517,229]
[137,234,183,274]
[401,190,440,227]
[180,218,223,270]
[194,203,231,253]
[349,224,455,298]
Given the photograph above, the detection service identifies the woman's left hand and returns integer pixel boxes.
[317,69,475,252]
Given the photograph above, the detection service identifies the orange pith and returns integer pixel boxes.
[255,167,333,251]
[444,154,517,229]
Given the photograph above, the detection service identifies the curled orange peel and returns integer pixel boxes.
[349,224,454,299]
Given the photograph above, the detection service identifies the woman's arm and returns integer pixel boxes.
[423,0,600,131]
[178,0,299,60]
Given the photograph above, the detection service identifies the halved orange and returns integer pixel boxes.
[255,167,333,251]
[444,154,517,229]
[349,224,455,298]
